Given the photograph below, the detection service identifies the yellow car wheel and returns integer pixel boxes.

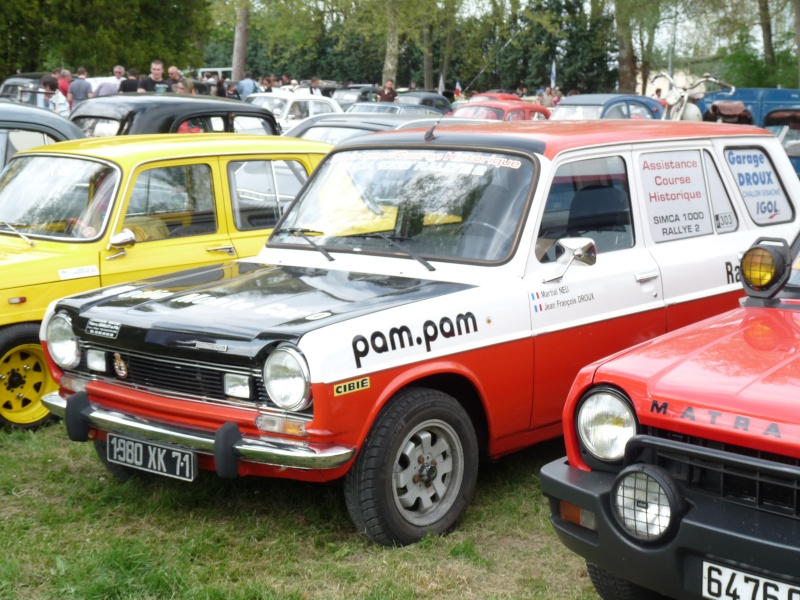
[0,324,58,429]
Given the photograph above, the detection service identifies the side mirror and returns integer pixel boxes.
[542,237,597,283]
[109,228,136,249]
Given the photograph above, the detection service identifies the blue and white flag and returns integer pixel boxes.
[438,74,445,96]
[550,59,556,89]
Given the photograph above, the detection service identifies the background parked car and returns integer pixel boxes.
[0,100,84,168]
[332,84,381,110]
[284,112,440,144]
[0,72,48,105]
[396,90,452,114]
[451,99,550,120]
[245,92,342,133]
[0,133,331,429]
[550,93,665,120]
[69,93,279,136]
[345,102,442,116]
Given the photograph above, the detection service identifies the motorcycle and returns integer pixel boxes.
[652,72,746,122]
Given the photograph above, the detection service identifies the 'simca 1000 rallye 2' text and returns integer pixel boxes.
[42,120,800,545]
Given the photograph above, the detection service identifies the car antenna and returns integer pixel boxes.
[424,114,444,142]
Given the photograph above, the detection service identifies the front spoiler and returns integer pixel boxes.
[42,391,356,473]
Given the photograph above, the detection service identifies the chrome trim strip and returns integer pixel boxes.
[41,392,354,470]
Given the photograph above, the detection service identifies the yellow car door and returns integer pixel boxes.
[223,153,325,259]
[99,157,237,286]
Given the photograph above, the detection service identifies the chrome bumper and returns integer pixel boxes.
[42,391,356,472]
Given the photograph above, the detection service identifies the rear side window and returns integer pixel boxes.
[228,159,308,230]
[537,156,633,261]
[724,147,793,225]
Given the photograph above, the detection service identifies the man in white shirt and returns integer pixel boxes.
[309,76,322,96]
[40,75,69,116]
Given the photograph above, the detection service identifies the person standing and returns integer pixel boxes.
[119,68,139,93]
[40,75,69,116]
[309,76,322,96]
[95,65,125,96]
[377,79,397,102]
[166,66,186,92]
[58,69,72,97]
[235,71,258,99]
[138,60,170,93]
[67,67,94,109]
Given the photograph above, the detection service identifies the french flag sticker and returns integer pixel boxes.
[532,293,544,313]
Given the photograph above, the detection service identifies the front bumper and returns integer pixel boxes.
[43,391,356,473]
[540,457,800,599]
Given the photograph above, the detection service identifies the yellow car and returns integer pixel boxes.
[0,133,331,428]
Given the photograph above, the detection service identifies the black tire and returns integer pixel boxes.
[344,387,478,546]
[587,563,668,600]
[0,323,58,430]
[93,438,150,482]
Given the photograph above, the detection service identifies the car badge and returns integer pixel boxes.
[113,353,129,379]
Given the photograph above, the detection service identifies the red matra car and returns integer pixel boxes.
[541,237,800,599]
[452,100,550,121]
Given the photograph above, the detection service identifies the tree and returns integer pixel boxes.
[232,1,250,81]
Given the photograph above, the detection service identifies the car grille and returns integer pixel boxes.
[73,341,311,415]
[634,428,800,520]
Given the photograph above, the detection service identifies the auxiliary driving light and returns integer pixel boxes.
[741,238,791,299]
[611,465,685,542]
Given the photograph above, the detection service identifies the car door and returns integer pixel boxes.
[635,141,798,331]
[100,157,236,286]
[527,152,665,429]
[223,154,324,258]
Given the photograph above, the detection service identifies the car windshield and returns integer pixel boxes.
[71,117,121,137]
[251,96,287,115]
[298,126,373,144]
[453,106,504,120]
[271,148,534,263]
[0,155,119,241]
[550,104,603,120]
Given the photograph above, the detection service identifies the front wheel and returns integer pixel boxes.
[587,563,668,600]
[0,323,58,429]
[344,387,478,546]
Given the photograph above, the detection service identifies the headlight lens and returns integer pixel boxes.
[576,389,636,461]
[46,313,81,369]
[612,465,684,542]
[263,346,311,411]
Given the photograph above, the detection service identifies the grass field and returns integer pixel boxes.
[0,424,600,599]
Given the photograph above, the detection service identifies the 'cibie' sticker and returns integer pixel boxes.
[59,265,100,281]
[334,377,370,397]
[86,319,121,339]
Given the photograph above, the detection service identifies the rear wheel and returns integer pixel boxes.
[0,324,57,429]
[344,387,478,546]
[587,563,668,600]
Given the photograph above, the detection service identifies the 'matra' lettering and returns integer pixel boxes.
[650,401,781,437]
[352,311,478,368]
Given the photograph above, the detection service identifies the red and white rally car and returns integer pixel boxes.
[42,121,799,545]
[541,236,800,599]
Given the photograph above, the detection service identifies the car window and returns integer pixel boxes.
[639,149,718,242]
[628,102,654,119]
[124,164,216,241]
[72,117,121,137]
[549,104,603,120]
[311,101,335,116]
[289,101,310,119]
[298,126,369,144]
[724,147,794,225]
[0,129,59,165]
[228,159,308,230]
[537,156,633,261]
[704,151,738,233]
[232,115,275,135]
[604,103,628,119]
[505,110,525,121]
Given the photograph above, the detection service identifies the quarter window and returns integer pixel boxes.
[124,164,216,241]
[229,160,308,230]
[537,156,633,261]
[703,151,738,233]
[724,147,793,225]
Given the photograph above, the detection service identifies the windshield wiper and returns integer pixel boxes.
[349,232,435,271]
[0,222,35,247]
[273,227,334,261]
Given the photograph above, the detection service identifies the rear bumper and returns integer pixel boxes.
[43,391,356,473]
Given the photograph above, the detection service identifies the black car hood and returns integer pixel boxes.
[63,261,471,344]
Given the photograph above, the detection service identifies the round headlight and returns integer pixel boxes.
[664,88,681,107]
[611,465,684,542]
[263,346,311,411]
[46,313,81,369]
[576,389,636,462]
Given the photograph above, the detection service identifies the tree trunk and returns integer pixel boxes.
[232,1,249,81]
[382,0,399,85]
[615,9,637,93]
[758,0,775,67]
[423,24,433,90]
[438,17,454,90]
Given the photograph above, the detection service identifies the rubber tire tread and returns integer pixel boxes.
[587,563,668,600]
[343,386,478,546]
[0,323,56,430]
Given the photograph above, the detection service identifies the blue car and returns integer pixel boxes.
[550,93,664,120]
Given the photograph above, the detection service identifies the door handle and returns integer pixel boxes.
[206,246,236,256]
[635,269,660,282]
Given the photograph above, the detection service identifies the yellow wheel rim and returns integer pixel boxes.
[0,342,57,426]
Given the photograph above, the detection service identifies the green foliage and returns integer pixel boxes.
[717,29,799,89]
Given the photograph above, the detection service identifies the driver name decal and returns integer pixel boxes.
[352,311,479,368]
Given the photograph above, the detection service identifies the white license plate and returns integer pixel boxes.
[107,433,197,482]
[703,561,800,600]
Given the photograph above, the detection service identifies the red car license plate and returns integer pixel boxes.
[106,433,197,481]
